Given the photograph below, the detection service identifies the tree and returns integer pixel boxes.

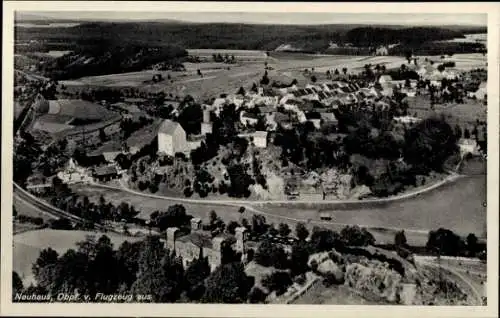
[255,239,288,269]
[177,103,203,135]
[394,230,407,248]
[260,72,270,85]
[49,218,73,230]
[290,242,310,275]
[340,225,375,246]
[262,271,292,296]
[32,248,59,282]
[197,69,203,77]
[98,128,106,142]
[404,116,459,173]
[464,128,471,139]
[251,82,258,93]
[209,210,218,226]
[116,241,142,288]
[202,262,253,303]
[278,223,291,237]
[405,51,412,64]
[237,86,246,95]
[466,233,478,256]
[227,221,240,235]
[426,228,465,256]
[342,67,348,75]
[184,253,211,300]
[251,214,268,236]
[454,124,463,139]
[248,286,268,303]
[437,64,446,73]
[155,204,189,231]
[311,75,317,83]
[13,271,24,295]
[334,69,340,75]
[309,227,342,252]
[295,222,309,241]
[131,236,184,302]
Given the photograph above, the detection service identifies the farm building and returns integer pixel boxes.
[238,131,268,148]
[393,116,421,125]
[320,112,338,125]
[274,112,294,130]
[375,46,389,56]
[240,111,259,126]
[57,158,90,184]
[157,119,188,157]
[92,165,119,182]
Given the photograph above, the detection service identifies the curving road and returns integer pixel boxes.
[13,183,113,233]
[84,177,462,236]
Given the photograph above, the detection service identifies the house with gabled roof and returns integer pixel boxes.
[378,75,393,85]
[240,111,259,126]
[158,119,188,157]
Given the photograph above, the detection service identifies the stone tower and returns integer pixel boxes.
[235,227,247,254]
[210,236,225,270]
[190,217,202,231]
[166,227,179,252]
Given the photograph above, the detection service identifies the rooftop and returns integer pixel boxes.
[158,119,183,135]
[94,165,118,176]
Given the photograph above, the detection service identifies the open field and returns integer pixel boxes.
[422,53,487,70]
[13,229,142,284]
[407,95,486,127]
[440,34,487,44]
[57,52,485,100]
[13,193,58,221]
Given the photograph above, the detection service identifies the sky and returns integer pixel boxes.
[16,12,487,26]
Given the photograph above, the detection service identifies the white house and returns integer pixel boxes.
[458,138,479,157]
[158,119,188,157]
[252,131,268,148]
[473,81,487,100]
[375,46,389,56]
[393,116,421,125]
[238,131,268,148]
[201,122,213,135]
[378,75,393,85]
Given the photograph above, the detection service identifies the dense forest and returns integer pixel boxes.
[14,22,486,79]
[37,44,187,80]
[15,22,486,53]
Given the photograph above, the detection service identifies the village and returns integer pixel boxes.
[23,54,487,204]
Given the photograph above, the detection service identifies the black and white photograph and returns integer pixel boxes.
[2,2,498,317]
